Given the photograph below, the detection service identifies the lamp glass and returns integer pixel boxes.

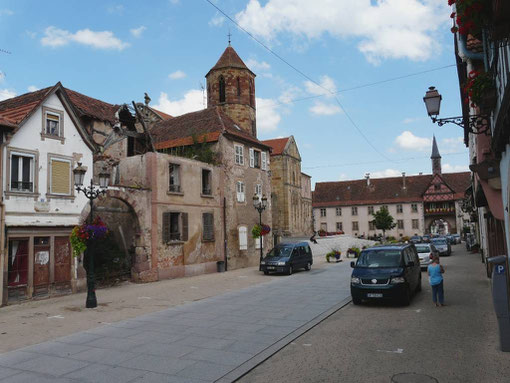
[423,86,442,117]
[98,169,110,188]
[261,195,267,208]
[253,194,260,208]
[73,163,86,187]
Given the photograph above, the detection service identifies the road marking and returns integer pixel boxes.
[190,286,198,289]
[48,315,64,319]
[138,296,152,299]
[376,348,404,354]
[303,344,312,347]
[415,309,422,313]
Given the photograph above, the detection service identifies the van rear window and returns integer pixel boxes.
[356,250,402,268]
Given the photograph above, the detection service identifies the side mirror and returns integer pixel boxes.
[350,261,355,268]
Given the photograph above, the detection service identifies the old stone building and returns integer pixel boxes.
[262,136,313,239]
[313,138,471,238]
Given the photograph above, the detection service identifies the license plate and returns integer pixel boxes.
[267,266,275,270]
[367,293,383,298]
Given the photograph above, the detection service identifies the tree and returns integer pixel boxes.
[371,206,396,241]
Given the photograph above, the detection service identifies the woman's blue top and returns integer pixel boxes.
[428,264,443,286]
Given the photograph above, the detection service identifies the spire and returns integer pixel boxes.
[206,45,254,77]
[431,135,441,159]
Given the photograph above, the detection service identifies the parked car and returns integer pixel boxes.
[410,236,422,244]
[431,237,451,256]
[445,235,454,244]
[422,234,431,243]
[415,243,438,270]
[260,242,313,275]
[452,234,461,244]
[350,244,421,305]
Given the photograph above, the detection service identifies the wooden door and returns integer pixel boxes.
[54,236,71,287]
[33,237,50,296]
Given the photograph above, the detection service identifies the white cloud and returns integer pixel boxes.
[107,5,124,14]
[370,168,402,178]
[168,70,186,80]
[27,85,39,92]
[41,26,129,50]
[443,163,469,173]
[304,75,337,97]
[0,89,16,101]
[245,58,271,72]
[309,101,341,116]
[235,0,447,64]
[402,117,421,124]
[130,26,146,38]
[209,15,225,27]
[441,136,465,154]
[395,131,431,151]
[256,97,281,133]
[0,72,4,83]
[0,9,13,16]
[339,173,348,180]
[152,89,204,116]
[278,85,301,105]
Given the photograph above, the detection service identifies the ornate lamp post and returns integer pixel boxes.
[253,194,268,266]
[423,86,489,134]
[73,163,110,308]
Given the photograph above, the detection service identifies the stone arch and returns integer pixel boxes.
[425,217,457,235]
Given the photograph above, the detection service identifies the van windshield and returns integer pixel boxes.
[266,246,292,258]
[356,250,402,268]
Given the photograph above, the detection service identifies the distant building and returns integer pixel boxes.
[262,136,312,240]
[313,138,471,238]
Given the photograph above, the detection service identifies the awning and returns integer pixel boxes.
[475,174,504,220]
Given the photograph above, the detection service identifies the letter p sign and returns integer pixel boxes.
[496,265,505,274]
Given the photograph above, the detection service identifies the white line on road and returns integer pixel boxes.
[47,315,65,319]
[376,348,404,353]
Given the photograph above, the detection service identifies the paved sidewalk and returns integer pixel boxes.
[0,260,353,382]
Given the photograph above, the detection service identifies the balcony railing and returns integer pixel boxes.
[425,207,456,215]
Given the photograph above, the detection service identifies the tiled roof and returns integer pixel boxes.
[0,86,54,124]
[0,115,17,128]
[64,88,120,124]
[150,106,270,150]
[262,137,290,156]
[148,106,173,120]
[206,45,254,76]
[313,172,471,207]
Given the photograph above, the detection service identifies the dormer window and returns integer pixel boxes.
[219,76,226,103]
[41,107,64,142]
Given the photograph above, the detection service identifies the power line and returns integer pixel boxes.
[204,0,394,161]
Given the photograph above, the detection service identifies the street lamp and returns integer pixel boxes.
[253,194,268,266]
[73,163,110,308]
[423,86,490,134]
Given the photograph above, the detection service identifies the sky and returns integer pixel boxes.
[0,0,469,188]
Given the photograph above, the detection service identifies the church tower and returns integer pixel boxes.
[431,135,442,175]
[205,44,257,137]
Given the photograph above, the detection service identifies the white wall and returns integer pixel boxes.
[3,93,93,226]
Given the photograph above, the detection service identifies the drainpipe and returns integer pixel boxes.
[223,197,227,271]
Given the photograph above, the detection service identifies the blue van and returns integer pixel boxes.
[350,244,421,305]
[260,242,313,275]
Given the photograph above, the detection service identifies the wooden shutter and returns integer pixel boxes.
[203,213,214,241]
[182,213,188,241]
[162,212,171,243]
[249,148,254,168]
[51,159,70,194]
[261,152,267,170]
[239,226,247,250]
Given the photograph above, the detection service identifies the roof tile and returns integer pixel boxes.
[262,137,290,156]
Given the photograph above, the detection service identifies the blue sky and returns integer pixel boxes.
[0,0,468,187]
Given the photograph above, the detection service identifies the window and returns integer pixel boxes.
[237,77,241,96]
[169,163,181,193]
[412,219,419,229]
[255,183,262,198]
[369,221,375,231]
[235,144,244,165]
[397,219,404,229]
[411,203,418,213]
[236,181,245,202]
[320,208,326,217]
[336,222,343,231]
[352,207,358,216]
[202,169,212,195]
[202,213,214,241]
[10,153,34,192]
[397,204,403,214]
[239,226,248,250]
[42,107,64,139]
[352,221,359,231]
[249,148,261,168]
[368,206,374,215]
[336,207,342,216]
[162,212,188,243]
[219,76,226,103]
[49,157,71,195]
[381,205,388,211]
[255,235,263,249]
[261,151,267,170]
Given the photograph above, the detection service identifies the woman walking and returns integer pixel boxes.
[428,255,445,307]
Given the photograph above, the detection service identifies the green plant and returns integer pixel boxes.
[347,247,360,258]
[326,249,341,262]
[371,207,396,239]
[463,70,495,108]
[401,236,410,243]
[252,224,262,238]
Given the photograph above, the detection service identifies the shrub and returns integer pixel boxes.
[326,249,342,263]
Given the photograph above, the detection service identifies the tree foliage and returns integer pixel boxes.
[371,206,396,235]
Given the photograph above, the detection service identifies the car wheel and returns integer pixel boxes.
[304,262,311,271]
[287,265,293,275]
[263,270,269,275]
[352,297,361,305]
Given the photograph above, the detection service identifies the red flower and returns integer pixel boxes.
[450,12,456,18]
[448,0,455,5]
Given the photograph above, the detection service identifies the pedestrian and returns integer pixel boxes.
[310,232,318,244]
[428,255,445,307]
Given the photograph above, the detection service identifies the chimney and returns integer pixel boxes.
[365,173,370,186]
[402,172,406,189]
[419,172,423,175]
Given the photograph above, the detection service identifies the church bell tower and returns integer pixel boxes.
[431,135,442,175]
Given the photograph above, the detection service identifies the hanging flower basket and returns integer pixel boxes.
[252,224,271,238]
[449,0,491,38]
[463,70,496,110]
[70,216,109,257]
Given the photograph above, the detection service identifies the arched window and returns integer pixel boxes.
[237,77,241,97]
[219,76,226,103]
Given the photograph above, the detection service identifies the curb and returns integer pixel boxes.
[216,295,352,382]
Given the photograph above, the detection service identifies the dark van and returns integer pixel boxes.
[260,242,313,275]
[350,244,421,305]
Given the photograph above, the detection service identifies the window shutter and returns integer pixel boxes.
[162,212,171,243]
[240,146,244,165]
[51,159,70,194]
[261,152,267,170]
[239,226,247,250]
[182,213,188,241]
[249,148,254,168]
